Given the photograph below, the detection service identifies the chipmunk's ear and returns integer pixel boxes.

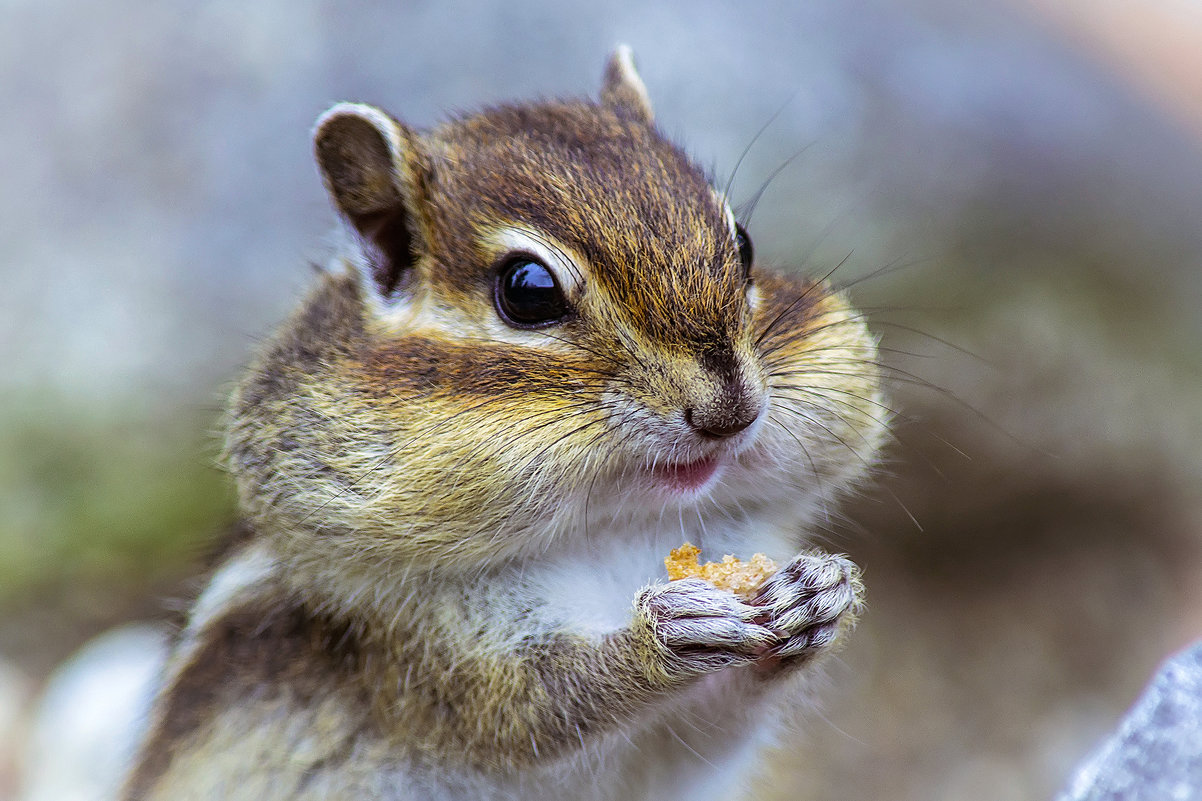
[601,45,653,124]
[314,103,429,299]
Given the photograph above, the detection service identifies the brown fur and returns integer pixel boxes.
[124,49,886,801]
[125,586,371,798]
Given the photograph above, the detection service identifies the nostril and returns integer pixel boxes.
[686,407,758,439]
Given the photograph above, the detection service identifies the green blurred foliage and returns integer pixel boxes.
[0,402,233,615]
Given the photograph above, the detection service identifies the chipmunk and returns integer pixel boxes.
[122,47,887,801]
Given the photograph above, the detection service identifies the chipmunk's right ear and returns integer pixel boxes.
[601,45,653,124]
[314,103,429,300]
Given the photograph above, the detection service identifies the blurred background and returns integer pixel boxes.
[2,0,1201,799]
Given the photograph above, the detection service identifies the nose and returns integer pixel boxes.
[685,384,762,439]
[686,407,757,439]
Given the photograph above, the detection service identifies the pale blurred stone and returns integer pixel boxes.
[19,624,168,801]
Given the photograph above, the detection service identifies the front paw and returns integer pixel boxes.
[636,579,779,675]
[751,552,862,667]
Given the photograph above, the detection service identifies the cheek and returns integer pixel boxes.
[357,337,604,401]
[745,284,886,465]
[373,388,614,485]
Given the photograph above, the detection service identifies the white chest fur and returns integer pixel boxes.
[529,509,799,637]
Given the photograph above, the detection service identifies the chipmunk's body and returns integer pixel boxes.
[124,49,886,801]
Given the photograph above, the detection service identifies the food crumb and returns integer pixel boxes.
[665,542,778,599]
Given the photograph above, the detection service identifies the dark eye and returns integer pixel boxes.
[735,223,754,275]
[495,257,570,327]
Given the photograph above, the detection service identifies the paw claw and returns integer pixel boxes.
[638,581,780,674]
[751,552,861,665]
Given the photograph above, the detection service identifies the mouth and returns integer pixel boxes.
[649,455,722,493]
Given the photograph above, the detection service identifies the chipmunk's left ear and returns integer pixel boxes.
[601,45,653,124]
[313,103,432,301]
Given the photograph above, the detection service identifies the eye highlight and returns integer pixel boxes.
[494,256,570,328]
[734,223,753,276]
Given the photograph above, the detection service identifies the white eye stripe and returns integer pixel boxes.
[488,226,586,297]
[710,188,740,243]
[725,205,739,241]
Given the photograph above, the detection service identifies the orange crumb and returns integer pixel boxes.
[665,542,778,599]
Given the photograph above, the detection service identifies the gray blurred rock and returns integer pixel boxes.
[1057,641,1202,801]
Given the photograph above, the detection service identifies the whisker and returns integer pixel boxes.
[441,400,607,480]
[828,254,933,295]
[769,383,894,428]
[770,381,961,477]
[298,392,513,524]
[871,321,994,365]
[765,413,824,499]
[769,403,874,471]
[735,141,814,227]
[538,330,623,367]
[721,93,796,204]
[753,251,856,349]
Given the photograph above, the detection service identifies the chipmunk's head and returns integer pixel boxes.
[225,47,885,572]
